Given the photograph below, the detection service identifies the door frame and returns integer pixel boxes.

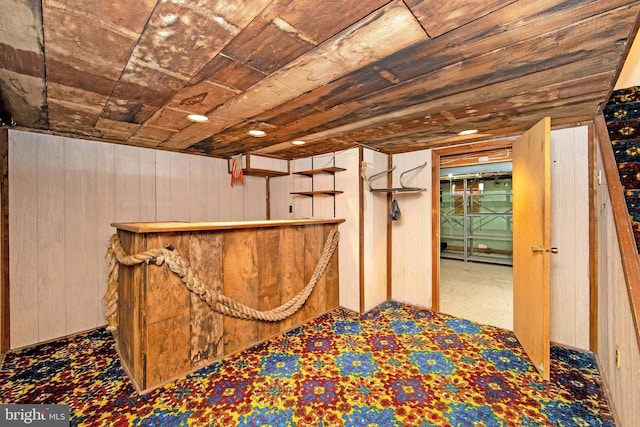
[432,127,599,353]
[431,138,515,312]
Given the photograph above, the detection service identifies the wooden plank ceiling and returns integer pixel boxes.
[1,0,639,159]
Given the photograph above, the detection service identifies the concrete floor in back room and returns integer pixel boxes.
[440,258,513,330]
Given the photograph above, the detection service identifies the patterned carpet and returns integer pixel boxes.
[604,86,640,253]
[0,301,614,426]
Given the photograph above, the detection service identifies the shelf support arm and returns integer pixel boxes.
[399,162,427,189]
[367,166,396,191]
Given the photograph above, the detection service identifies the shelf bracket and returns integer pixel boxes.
[368,162,427,193]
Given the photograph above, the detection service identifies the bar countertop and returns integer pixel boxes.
[111,218,345,233]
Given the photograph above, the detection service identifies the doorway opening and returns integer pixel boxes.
[432,119,552,378]
[439,163,513,330]
[430,141,515,331]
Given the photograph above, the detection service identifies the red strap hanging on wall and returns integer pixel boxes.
[231,155,244,186]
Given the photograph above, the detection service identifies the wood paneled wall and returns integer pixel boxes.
[333,149,361,313]
[390,151,432,308]
[596,141,640,426]
[362,149,388,312]
[8,130,266,349]
[6,126,596,354]
[549,126,590,349]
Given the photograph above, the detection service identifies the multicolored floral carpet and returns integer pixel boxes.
[0,301,614,426]
[604,86,640,253]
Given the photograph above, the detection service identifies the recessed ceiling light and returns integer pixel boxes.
[187,114,209,123]
[291,140,306,145]
[458,129,478,136]
[248,129,267,137]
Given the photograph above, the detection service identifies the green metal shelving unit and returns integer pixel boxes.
[440,174,513,266]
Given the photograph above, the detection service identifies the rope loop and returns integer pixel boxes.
[103,228,339,331]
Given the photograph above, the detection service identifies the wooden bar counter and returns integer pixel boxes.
[111,219,343,392]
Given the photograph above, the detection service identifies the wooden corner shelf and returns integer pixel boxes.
[291,165,345,198]
[293,167,346,177]
[228,153,290,177]
[243,168,290,178]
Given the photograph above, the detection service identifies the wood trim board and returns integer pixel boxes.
[387,154,393,301]
[111,218,344,233]
[588,121,599,352]
[359,147,365,313]
[0,129,8,353]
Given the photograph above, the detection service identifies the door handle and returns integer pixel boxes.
[531,246,559,254]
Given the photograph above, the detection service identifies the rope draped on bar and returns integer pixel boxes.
[103,229,340,331]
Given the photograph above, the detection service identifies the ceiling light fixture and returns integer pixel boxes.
[458,129,478,136]
[187,114,209,123]
[248,129,267,137]
[291,140,306,145]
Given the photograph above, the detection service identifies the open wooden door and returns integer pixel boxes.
[512,117,552,380]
